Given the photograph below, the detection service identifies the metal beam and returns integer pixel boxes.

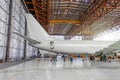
[69,0,120,36]
[47,0,50,22]
[25,2,32,4]
[23,19,27,59]
[31,0,49,31]
[49,20,80,24]
[32,0,39,21]
[21,0,29,13]
[5,0,13,62]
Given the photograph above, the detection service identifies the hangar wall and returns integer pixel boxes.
[0,0,37,61]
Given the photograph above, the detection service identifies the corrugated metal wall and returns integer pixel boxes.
[0,0,37,61]
[0,0,9,60]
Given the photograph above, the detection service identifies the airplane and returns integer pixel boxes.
[14,13,117,54]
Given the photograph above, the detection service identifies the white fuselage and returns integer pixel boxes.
[30,40,115,54]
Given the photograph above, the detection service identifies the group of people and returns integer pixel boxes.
[62,54,73,63]
[89,53,120,62]
[38,49,120,63]
[50,54,73,63]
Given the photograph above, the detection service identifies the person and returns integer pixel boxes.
[114,53,118,62]
[54,54,57,62]
[51,55,54,61]
[70,56,73,63]
[37,50,41,58]
[108,56,111,62]
[62,54,66,62]
[102,54,106,61]
[50,55,57,62]
[90,55,92,61]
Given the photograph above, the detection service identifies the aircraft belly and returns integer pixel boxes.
[53,44,106,54]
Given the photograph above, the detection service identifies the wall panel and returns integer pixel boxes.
[0,0,37,61]
[0,0,9,60]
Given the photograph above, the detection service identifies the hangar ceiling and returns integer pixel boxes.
[24,0,120,40]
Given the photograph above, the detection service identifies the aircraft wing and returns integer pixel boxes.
[100,40,120,53]
[14,32,41,44]
[108,40,120,50]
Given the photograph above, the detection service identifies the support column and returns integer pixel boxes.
[23,19,27,59]
[5,0,13,62]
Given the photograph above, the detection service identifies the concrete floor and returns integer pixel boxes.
[0,58,120,80]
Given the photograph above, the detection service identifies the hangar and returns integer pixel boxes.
[0,0,120,80]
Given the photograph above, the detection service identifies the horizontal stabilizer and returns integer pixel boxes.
[14,32,41,44]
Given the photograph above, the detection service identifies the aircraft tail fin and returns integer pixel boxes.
[25,13,53,41]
